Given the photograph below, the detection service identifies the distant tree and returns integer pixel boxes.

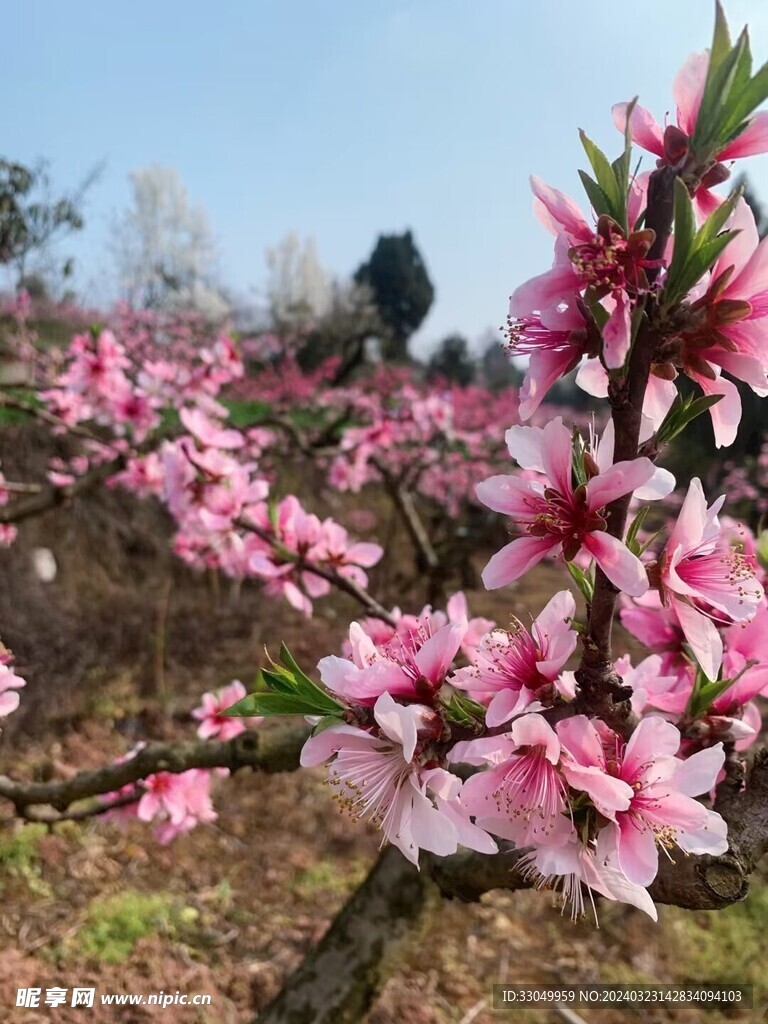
[265,232,332,334]
[298,279,384,381]
[0,158,99,288]
[426,333,476,386]
[113,165,227,317]
[354,230,434,361]
[480,333,522,390]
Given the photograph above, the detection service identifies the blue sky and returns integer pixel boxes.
[4,0,768,355]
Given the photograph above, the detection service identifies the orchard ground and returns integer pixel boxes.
[0,427,764,1024]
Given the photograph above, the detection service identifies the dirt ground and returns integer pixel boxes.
[0,436,765,1024]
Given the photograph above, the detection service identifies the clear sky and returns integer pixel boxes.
[4,0,768,355]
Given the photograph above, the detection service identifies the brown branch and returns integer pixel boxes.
[372,457,439,573]
[576,166,677,723]
[0,391,103,442]
[236,515,397,626]
[13,789,145,824]
[11,723,765,913]
[0,723,309,815]
[0,456,124,525]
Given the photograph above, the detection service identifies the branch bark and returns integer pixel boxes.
[236,515,397,626]
[576,166,677,722]
[0,457,124,525]
[0,723,309,818]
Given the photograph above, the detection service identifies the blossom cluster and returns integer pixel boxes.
[279,28,768,922]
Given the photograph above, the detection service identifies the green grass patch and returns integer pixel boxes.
[71,890,194,964]
[291,858,367,898]
[0,824,49,895]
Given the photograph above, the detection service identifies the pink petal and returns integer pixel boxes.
[446,592,467,622]
[616,815,659,886]
[504,423,546,473]
[565,763,633,816]
[538,417,576,497]
[414,621,466,685]
[672,743,725,797]
[318,655,358,695]
[582,531,648,597]
[622,717,680,780]
[576,358,608,398]
[509,713,560,763]
[485,687,534,727]
[530,175,592,242]
[712,198,759,282]
[672,51,708,135]
[704,349,768,395]
[587,457,655,509]
[688,369,741,449]
[373,692,421,760]
[409,787,460,858]
[612,102,664,157]
[666,477,708,554]
[556,715,604,767]
[642,375,677,436]
[719,111,768,159]
[602,295,632,369]
[672,598,723,682]
[435,796,498,854]
[509,263,580,320]
[475,474,541,516]
[728,231,768,303]
[481,536,556,590]
[346,542,384,567]
[300,724,370,767]
[519,347,581,420]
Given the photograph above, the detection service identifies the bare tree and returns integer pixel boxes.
[112,165,227,317]
[264,231,332,333]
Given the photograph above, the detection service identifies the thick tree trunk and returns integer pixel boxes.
[255,847,435,1024]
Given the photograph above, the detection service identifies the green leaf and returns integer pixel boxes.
[611,97,636,231]
[686,660,738,718]
[662,214,739,309]
[654,392,724,447]
[757,529,768,571]
[710,0,733,76]
[693,23,748,153]
[662,179,697,305]
[579,131,620,218]
[626,506,651,556]
[578,170,612,219]
[225,644,344,717]
[571,432,588,487]
[225,691,343,718]
[695,185,742,247]
[566,561,594,603]
[442,692,487,729]
[728,57,768,129]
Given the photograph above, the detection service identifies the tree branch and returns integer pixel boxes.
[0,723,309,817]
[0,456,124,525]
[373,459,439,573]
[236,515,397,626]
[576,166,677,722]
